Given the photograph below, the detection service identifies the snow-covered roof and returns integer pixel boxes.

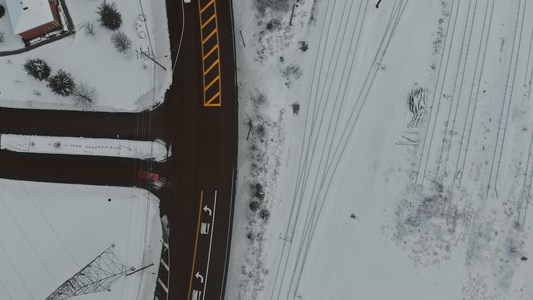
[5,0,54,35]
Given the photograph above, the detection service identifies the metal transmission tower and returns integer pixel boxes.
[45,244,153,300]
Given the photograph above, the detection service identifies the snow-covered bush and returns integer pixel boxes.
[97,1,122,31]
[266,18,281,31]
[298,41,309,52]
[251,92,266,108]
[23,58,51,81]
[254,0,290,14]
[283,64,302,87]
[252,183,265,200]
[259,209,270,220]
[249,201,260,211]
[291,102,300,115]
[391,183,473,266]
[48,70,76,97]
[255,124,266,139]
[111,31,132,53]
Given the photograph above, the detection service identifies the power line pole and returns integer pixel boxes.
[45,244,153,300]
[139,48,167,71]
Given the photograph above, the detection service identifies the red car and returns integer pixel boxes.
[137,170,159,181]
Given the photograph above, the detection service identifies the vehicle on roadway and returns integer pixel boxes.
[138,170,159,181]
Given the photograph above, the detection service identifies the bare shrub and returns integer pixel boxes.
[283,64,302,87]
[251,91,266,108]
[83,22,96,36]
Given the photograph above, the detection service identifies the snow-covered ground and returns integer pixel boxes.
[227,0,533,299]
[0,134,170,162]
[0,0,171,299]
[0,0,171,112]
[0,180,162,300]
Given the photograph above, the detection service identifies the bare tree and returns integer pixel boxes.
[72,81,97,106]
[111,31,132,53]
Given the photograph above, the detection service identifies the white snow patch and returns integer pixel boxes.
[0,134,170,162]
[227,0,533,299]
[0,179,163,300]
[0,0,172,112]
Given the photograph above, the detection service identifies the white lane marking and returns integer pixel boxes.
[202,190,217,300]
[219,166,235,300]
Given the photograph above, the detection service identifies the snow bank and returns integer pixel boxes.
[0,134,170,162]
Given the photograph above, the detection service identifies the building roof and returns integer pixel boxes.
[5,0,54,35]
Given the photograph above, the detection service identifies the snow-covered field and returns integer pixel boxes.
[0,0,171,112]
[0,0,170,299]
[227,0,533,299]
[0,134,170,162]
[0,180,162,300]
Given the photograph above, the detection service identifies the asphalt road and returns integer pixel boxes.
[164,0,237,299]
[0,0,237,299]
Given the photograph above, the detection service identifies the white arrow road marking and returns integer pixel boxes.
[192,290,202,300]
[195,272,204,284]
[203,205,212,216]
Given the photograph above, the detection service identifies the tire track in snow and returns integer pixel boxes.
[415,0,459,186]
[454,0,494,187]
[518,129,533,229]
[285,0,366,296]
[290,2,409,297]
[270,1,360,298]
[268,1,338,299]
[486,0,525,199]
[436,0,477,181]
[515,2,533,229]
[268,0,411,299]
[270,1,409,298]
